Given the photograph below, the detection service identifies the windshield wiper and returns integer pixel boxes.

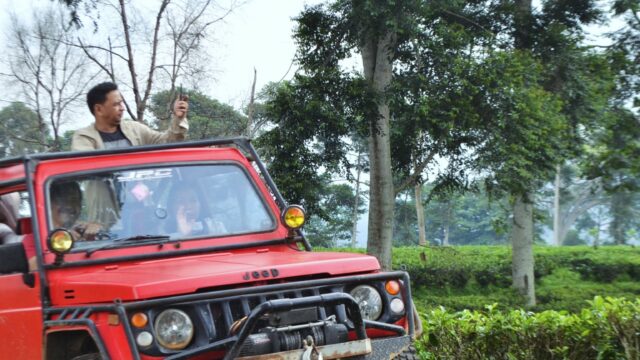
[85,235,173,257]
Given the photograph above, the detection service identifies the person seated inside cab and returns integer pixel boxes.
[22,181,103,269]
[165,184,226,238]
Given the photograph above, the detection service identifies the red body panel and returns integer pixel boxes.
[48,249,379,305]
[0,274,42,359]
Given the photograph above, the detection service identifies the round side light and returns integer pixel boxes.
[48,229,74,254]
[131,313,148,328]
[385,280,401,295]
[282,205,306,229]
[136,331,154,347]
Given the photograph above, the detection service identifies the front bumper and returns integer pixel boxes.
[237,336,413,360]
[44,271,415,360]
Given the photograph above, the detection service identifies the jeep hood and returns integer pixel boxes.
[48,250,380,305]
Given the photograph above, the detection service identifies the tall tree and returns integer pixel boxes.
[263,1,500,269]
[1,7,96,151]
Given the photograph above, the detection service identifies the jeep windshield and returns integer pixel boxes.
[47,164,276,253]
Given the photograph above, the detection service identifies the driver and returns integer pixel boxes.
[22,181,103,270]
[49,181,102,240]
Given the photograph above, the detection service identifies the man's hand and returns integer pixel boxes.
[173,96,189,118]
[176,205,195,236]
[73,222,103,241]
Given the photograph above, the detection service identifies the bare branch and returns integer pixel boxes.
[394,148,438,195]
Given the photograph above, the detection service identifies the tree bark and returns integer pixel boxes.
[415,184,426,246]
[553,164,561,246]
[443,200,451,246]
[246,68,257,137]
[362,31,396,271]
[351,152,362,248]
[511,193,536,306]
[511,0,536,308]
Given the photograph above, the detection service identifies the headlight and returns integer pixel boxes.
[154,309,194,350]
[350,285,383,320]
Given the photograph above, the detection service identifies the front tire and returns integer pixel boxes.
[394,344,419,360]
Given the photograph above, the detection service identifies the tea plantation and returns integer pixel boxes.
[327,246,640,359]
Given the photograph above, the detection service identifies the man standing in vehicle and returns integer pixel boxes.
[72,82,189,150]
[71,82,189,233]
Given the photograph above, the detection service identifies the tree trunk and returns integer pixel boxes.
[362,31,396,271]
[553,164,561,246]
[442,200,451,246]
[351,152,362,248]
[511,193,536,306]
[415,184,426,246]
[246,68,257,137]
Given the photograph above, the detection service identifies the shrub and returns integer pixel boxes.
[418,296,640,360]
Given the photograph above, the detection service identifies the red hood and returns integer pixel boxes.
[47,250,380,305]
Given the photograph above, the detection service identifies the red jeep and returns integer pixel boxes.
[0,138,418,359]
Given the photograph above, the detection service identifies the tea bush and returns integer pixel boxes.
[324,246,640,312]
[418,296,640,360]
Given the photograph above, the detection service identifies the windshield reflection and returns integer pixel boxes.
[47,164,276,251]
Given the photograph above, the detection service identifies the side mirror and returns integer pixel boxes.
[0,243,28,274]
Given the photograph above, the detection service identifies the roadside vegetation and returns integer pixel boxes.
[329,246,640,313]
[328,246,640,358]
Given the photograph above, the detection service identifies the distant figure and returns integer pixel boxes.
[71,82,189,150]
[0,193,21,245]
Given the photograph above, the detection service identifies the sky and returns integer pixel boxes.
[209,0,319,107]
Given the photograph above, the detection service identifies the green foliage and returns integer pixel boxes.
[0,102,47,156]
[149,89,248,139]
[379,246,640,312]
[305,183,365,247]
[418,296,640,360]
[255,79,363,215]
[475,51,568,196]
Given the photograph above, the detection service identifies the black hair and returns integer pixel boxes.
[87,82,118,115]
[50,182,81,205]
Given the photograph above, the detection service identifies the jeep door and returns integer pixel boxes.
[0,272,42,358]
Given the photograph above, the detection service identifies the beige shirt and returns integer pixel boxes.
[70,116,188,227]
[71,116,188,150]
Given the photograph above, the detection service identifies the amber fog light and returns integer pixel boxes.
[385,280,401,295]
[282,205,306,229]
[131,313,148,328]
[48,229,74,254]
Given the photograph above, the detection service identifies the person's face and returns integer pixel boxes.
[176,189,200,220]
[51,192,81,228]
[95,90,125,126]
